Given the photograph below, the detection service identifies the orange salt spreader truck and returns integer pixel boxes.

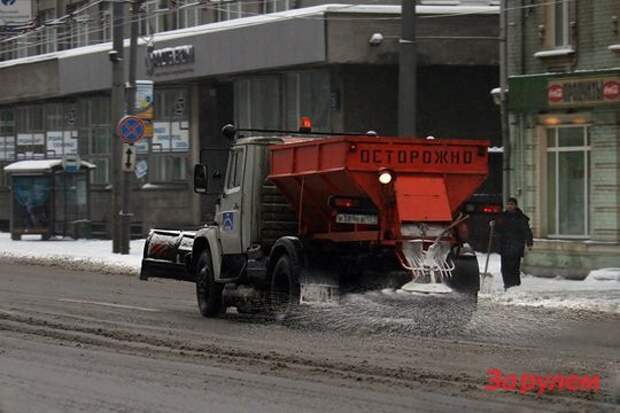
[140,124,489,320]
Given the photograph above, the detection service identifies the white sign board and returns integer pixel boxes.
[16,133,33,146]
[47,131,78,158]
[152,122,170,152]
[46,131,64,157]
[64,130,78,155]
[135,160,148,179]
[0,0,32,25]
[170,122,189,152]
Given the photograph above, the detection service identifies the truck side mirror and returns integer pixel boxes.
[194,164,208,194]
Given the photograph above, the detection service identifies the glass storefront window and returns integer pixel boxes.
[91,126,111,154]
[283,70,331,132]
[0,109,15,163]
[546,125,591,238]
[90,158,109,186]
[151,154,187,182]
[149,88,191,183]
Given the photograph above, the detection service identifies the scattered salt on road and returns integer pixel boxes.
[0,232,618,314]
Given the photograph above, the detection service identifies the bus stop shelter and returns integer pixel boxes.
[4,159,95,240]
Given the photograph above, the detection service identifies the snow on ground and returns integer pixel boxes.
[0,232,143,275]
[477,253,620,314]
[0,232,618,314]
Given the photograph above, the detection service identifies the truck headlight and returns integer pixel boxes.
[378,170,393,185]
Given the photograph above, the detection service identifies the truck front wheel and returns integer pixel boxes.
[268,254,301,321]
[196,251,223,317]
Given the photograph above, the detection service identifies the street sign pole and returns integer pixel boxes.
[118,0,145,255]
[116,115,144,254]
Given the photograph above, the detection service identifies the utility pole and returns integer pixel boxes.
[500,0,510,205]
[399,0,417,137]
[118,0,144,255]
[110,0,125,253]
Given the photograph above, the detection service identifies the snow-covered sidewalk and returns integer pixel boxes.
[0,232,619,314]
[0,232,143,275]
[477,253,620,314]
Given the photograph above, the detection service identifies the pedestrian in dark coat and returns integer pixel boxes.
[492,197,533,291]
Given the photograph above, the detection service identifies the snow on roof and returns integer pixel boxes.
[4,159,95,173]
[0,3,498,70]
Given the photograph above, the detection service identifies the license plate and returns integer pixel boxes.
[336,213,378,225]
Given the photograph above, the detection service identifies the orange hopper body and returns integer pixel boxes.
[268,135,489,244]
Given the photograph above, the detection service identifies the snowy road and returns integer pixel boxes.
[0,261,619,412]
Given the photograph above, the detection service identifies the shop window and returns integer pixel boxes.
[284,70,331,132]
[91,126,111,154]
[79,96,111,184]
[151,154,187,182]
[0,109,15,132]
[149,88,190,183]
[0,109,16,163]
[43,103,79,159]
[263,0,290,14]
[15,106,46,160]
[546,125,591,238]
[90,158,110,185]
[234,77,281,130]
[0,136,16,163]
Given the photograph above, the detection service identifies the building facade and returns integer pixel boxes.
[0,1,499,237]
[507,0,620,278]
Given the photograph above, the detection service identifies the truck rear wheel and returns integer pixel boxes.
[268,254,301,321]
[196,251,223,317]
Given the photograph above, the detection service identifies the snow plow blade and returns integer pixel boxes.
[139,230,196,282]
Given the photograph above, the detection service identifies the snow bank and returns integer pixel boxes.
[586,268,620,282]
[477,253,620,314]
[0,233,142,275]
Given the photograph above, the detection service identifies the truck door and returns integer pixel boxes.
[216,147,245,254]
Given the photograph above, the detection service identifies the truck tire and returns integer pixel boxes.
[268,254,301,321]
[196,250,223,317]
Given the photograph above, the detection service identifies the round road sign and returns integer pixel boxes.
[117,115,146,144]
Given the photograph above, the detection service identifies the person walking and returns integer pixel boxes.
[492,197,533,291]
